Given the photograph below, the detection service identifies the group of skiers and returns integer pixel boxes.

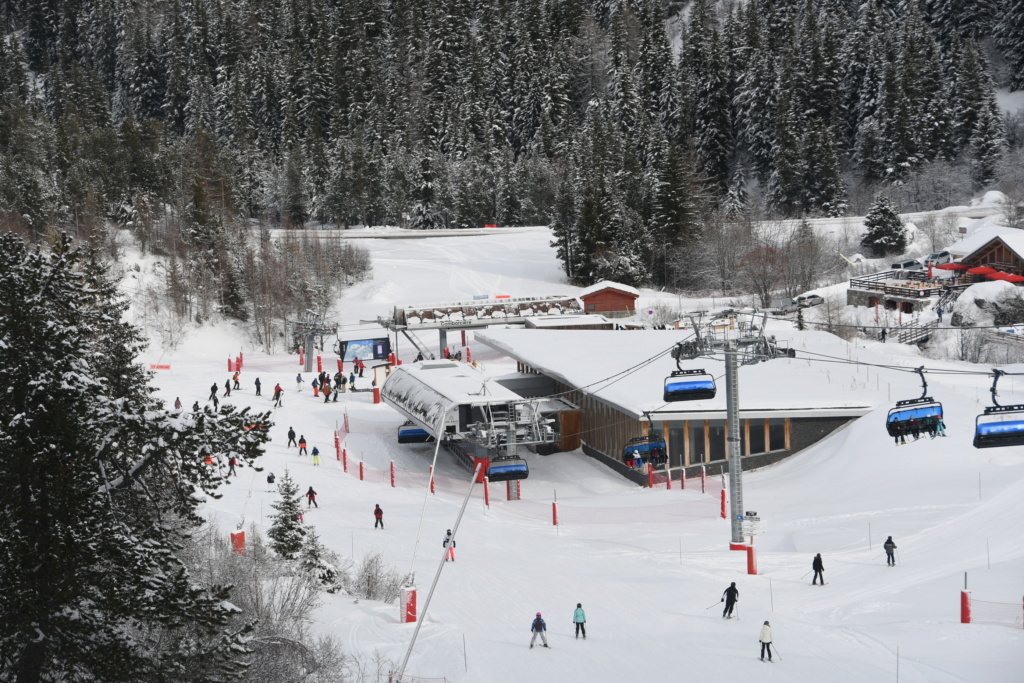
[527,604,588,649]
[890,415,946,443]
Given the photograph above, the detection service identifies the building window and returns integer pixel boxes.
[689,421,706,463]
[587,303,595,311]
[769,418,786,451]
[708,420,726,461]
[749,419,766,454]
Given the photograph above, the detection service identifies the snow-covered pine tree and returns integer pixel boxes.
[860,194,907,256]
[0,233,272,680]
[969,101,1007,189]
[267,470,306,559]
[995,0,1024,90]
[300,526,343,593]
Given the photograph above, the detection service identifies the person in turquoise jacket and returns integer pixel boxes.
[573,603,586,639]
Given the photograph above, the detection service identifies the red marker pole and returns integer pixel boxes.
[390,461,396,487]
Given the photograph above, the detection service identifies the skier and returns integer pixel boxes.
[880,328,887,343]
[233,371,240,390]
[296,372,303,392]
[333,380,339,402]
[722,582,739,618]
[273,384,283,407]
[529,613,549,649]
[223,379,231,397]
[812,553,825,585]
[312,377,319,397]
[374,504,384,529]
[209,383,218,401]
[228,456,237,476]
[298,436,307,456]
[443,529,456,561]
[287,427,297,448]
[349,372,356,391]
[212,395,219,410]
[311,446,320,466]
[174,397,182,410]
[192,400,200,413]
[935,416,947,437]
[573,603,586,639]
[254,377,262,396]
[884,536,897,566]
[334,371,345,393]
[266,472,276,491]
[759,621,773,661]
[322,382,332,403]
[306,486,318,508]
[357,358,365,377]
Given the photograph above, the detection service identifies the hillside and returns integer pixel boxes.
[147,227,1024,682]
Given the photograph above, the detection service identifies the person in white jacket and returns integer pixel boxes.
[759,621,773,661]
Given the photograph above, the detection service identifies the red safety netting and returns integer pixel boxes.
[970,598,1024,628]
[334,432,723,524]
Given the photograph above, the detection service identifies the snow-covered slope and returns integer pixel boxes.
[148,228,1024,682]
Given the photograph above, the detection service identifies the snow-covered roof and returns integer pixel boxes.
[578,280,640,298]
[380,360,525,433]
[945,225,1024,259]
[475,329,878,420]
[526,315,611,328]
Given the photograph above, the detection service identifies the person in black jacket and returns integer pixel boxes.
[722,582,739,618]
[884,537,897,566]
[287,427,297,448]
[443,529,456,561]
[812,553,825,585]
[209,383,218,401]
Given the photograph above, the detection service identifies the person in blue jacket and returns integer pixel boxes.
[529,612,548,648]
[573,603,586,639]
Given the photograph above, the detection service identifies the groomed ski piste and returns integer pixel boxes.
[136,225,1024,682]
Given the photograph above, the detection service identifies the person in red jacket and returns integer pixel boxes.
[306,486,318,508]
[374,504,384,529]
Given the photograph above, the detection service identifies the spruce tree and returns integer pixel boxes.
[0,233,271,681]
[267,470,306,559]
[860,195,907,257]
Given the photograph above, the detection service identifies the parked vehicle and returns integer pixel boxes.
[925,251,953,265]
[891,259,925,270]
[796,293,824,307]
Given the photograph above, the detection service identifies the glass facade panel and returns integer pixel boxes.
[708,420,726,461]
[749,419,766,454]
[668,422,686,468]
[769,418,786,451]
[689,422,706,463]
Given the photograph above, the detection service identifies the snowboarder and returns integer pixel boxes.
[296,373,303,392]
[884,536,897,566]
[311,446,320,466]
[254,377,262,396]
[287,427,297,448]
[233,371,240,390]
[443,529,456,561]
[174,397,182,410]
[228,456,237,476]
[722,582,739,618]
[529,613,549,649]
[759,621,773,661]
[812,553,825,585]
[306,486,318,508]
[573,603,586,639]
[374,504,384,529]
[223,379,231,397]
[322,382,332,403]
[209,383,218,400]
[298,436,307,456]
[266,472,276,491]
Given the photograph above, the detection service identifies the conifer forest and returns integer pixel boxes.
[0,0,1022,293]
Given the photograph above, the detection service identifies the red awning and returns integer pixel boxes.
[1004,274,1024,283]
[968,266,997,274]
[987,271,1011,280]
[935,262,969,270]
